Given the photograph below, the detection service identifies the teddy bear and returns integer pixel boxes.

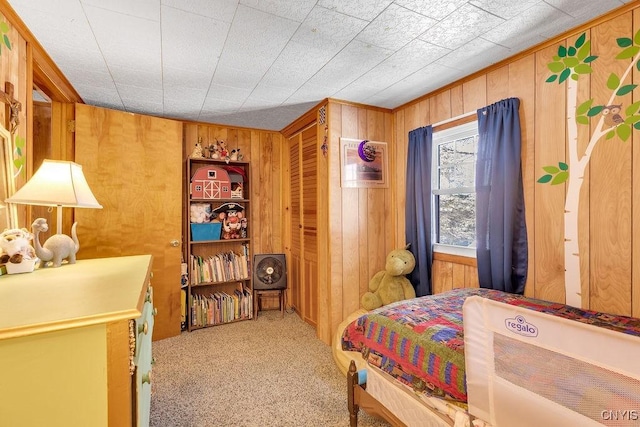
[361,246,416,310]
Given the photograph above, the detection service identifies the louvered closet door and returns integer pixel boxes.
[289,135,303,315]
[301,126,318,327]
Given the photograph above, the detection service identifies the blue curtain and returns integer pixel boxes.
[405,126,433,297]
[476,98,528,294]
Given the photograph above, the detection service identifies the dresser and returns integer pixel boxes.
[0,255,154,427]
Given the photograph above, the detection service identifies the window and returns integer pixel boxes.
[432,121,478,257]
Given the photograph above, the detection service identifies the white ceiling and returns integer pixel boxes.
[7,0,629,131]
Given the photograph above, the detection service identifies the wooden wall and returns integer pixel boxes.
[393,4,640,318]
[0,6,28,227]
[326,100,394,340]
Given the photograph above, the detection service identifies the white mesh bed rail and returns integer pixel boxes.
[463,296,640,427]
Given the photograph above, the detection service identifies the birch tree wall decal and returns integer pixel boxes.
[539,31,640,307]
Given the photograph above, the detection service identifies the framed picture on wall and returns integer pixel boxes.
[340,138,388,188]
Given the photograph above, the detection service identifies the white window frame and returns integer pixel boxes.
[432,121,479,258]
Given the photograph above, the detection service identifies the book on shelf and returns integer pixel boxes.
[189,251,250,285]
[189,283,253,327]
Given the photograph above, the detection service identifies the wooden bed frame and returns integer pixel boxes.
[347,360,406,427]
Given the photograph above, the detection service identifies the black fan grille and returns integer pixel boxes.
[253,254,287,290]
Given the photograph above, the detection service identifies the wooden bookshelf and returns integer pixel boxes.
[183,157,253,331]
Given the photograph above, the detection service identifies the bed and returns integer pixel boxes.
[341,288,640,427]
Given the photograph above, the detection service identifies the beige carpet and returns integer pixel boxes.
[150,310,390,427]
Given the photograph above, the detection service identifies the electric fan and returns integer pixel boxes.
[253,254,287,290]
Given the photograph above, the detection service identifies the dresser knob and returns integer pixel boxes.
[138,321,148,335]
[152,307,158,316]
[142,371,152,384]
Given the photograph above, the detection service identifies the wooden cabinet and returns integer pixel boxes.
[0,255,154,427]
[184,157,253,330]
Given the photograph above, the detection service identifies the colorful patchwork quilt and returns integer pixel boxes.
[341,288,640,403]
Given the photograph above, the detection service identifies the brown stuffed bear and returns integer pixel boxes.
[361,246,416,310]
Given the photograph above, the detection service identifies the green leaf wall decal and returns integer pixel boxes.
[616,46,640,59]
[617,84,637,96]
[551,171,569,185]
[617,37,633,47]
[607,73,620,89]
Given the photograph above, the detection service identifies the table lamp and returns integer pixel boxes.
[5,159,102,267]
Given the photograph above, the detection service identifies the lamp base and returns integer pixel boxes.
[32,218,80,268]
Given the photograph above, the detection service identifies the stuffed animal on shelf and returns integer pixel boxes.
[217,139,229,163]
[0,227,37,267]
[361,245,416,310]
[190,140,204,158]
[213,202,245,239]
[207,140,220,159]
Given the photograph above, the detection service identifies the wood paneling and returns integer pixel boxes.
[326,100,393,343]
[589,15,633,315]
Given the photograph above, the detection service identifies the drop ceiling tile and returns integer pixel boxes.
[83,5,161,70]
[482,2,573,48]
[436,37,510,70]
[42,43,105,74]
[286,83,331,104]
[73,83,124,109]
[162,95,205,117]
[163,86,206,106]
[163,0,239,22]
[419,3,504,50]
[356,4,437,50]
[470,0,541,19]
[64,68,117,90]
[200,97,242,114]
[160,5,229,72]
[212,66,263,89]
[265,40,336,80]
[163,67,213,90]
[353,39,449,88]
[241,97,283,110]
[124,100,165,117]
[240,0,316,22]
[81,0,159,20]
[291,6,368,51]
[333,82,383,104]
[116,83,163,105]
[306,40,393,90]
[259,65,315,91]
[369,62,466,107]
[205,83,252,103]
[317,0,393,21]
[9,0,81,18]
[7,1,95,50]
[545,0,623,18]
[247,83,296,103]
[394,0,468,20]
[217,4,299,72]
[108,65,162,90]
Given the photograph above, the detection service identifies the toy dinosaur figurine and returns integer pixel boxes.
[31,218,80,268]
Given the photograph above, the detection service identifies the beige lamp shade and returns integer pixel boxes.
[6,159,102,208]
